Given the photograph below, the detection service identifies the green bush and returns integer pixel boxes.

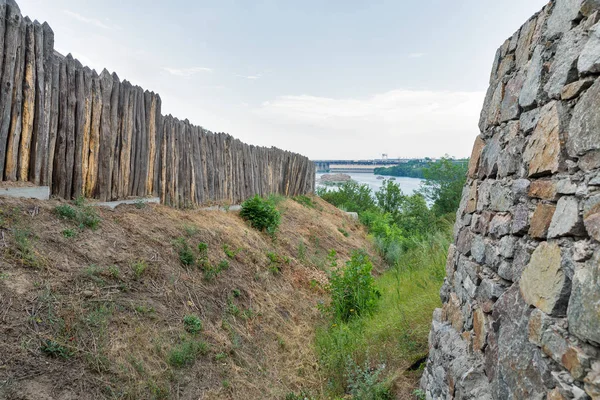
[346,358,392,399]
[240,195,281,237]
[183,315,203,335]
[316,182,375,213]
[328,250,380,322]
[54,200,100,230]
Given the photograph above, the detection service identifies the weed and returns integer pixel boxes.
[168,339,208,367]
[62,228,77,238]
[227,297,241,316]
[215,352,227,361]
[135,305,156,315]
[413,389,426,400]
[218,259,230,271]
[54,200,100,230]
[285,391,316,400]
[292,195,315,208]
[0,273,7,280]
[338,228,350,237]
[241,308,256,320]
[183,315,203,335]
[183,224,199,237]
[297,240,307,262]
[222,244,240,259]
[55,204,78,220]
[108,265,120,279]
[40,339,72,359]
[222,380,230,389]
[131,260,148,280]
[346,358,391,400]
[174,237,195,267]
[134,199,147,209]
[240,195,281,238]
[12,229,39,267]
[232,289,241,298]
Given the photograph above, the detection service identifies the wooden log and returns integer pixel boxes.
[85,70,101,197]
[0,4,22,180]
[145,92,156,195]
[18,18,35,182]
[72,60,85,198]
[31,21,45,184]
[64,55,76,198]
[0,1,8,84]
[159,116,167,204]
[40,22,54,185]
[109,73,119,200]
[47,55,59,192]
[96,69,113,200]
[152,96,162,197]
[128,87,139,196]
[53,58,67,197]
[117,81,130,198]
[79,67,92,195]
[135,90,147,197]
[4,19,25,181]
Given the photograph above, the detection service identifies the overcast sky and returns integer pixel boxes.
[18,0,548,160]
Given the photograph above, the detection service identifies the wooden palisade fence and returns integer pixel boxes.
[0,0,315,206]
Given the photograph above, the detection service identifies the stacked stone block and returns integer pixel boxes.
[422,1,600,399]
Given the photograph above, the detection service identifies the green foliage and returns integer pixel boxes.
[418,156,468,216]
[218,259,230,271]
[297,240,307,262]
[338,228,349,237]
[240,195,281,237]
[12,228,39,267]
[413,389,426,400]
[292,195,315,208]
[62,228,77,238]
[54,199,101,230]
[285,390,316,400]
[167,339,208,367]
[176,238,196,267]
[327,250,380,322]
[316,181,375,213]
[134,199,147,209]
[131,260,148,280]
[40,339,72,359]
[346,358,392,400]
[222,244,240,259]
[183,315,203,335]
[373,159,431,178]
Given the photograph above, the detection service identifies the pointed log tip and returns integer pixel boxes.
[23,16,32,23]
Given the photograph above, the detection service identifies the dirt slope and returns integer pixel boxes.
[0,196,380,400]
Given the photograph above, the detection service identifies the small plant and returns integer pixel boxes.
[413,389,426,400]
[40,339,72,359]
[134,305,155,315]
[62,228,77,238]
[215,352,227,361]
[132,260,148,280]
[183,315,203,335]
[297,240,307,262]
[174,237,195,267]
[222,380,230,389]
[12,229,39,267]
[134,199,146,209]
[232,289,241,298]
[55,204,78,220]
[54,200,100,230]
[346,358,392,400]
[183,224,199,237]
[240,195,281,238]
[108,265,120,279]
[218,259,230,271]
[227,297,241,316]
[222,244,240,259]
[338,228,350,237]
[167,339,208,367]
[285,391,316,400]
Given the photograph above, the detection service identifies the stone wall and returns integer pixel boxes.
[0,0,315,206]
[421,1,600,399]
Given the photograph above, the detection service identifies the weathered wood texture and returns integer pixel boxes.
[0,1,315,205]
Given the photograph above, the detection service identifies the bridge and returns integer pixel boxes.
[313,159,412,173]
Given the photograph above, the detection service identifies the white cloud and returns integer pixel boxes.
[162,67,213,77]
[255,89,485,158]
[236,74,261,80]
[408,52,426,58]
[63,10,118,30]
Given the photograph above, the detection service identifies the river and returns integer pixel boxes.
[316,172,423,195]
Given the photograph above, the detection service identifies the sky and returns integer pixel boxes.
[18,0,548,160]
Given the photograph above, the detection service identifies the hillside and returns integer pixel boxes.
[0,195,380,399]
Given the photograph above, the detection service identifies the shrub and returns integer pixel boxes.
[62,228,77,238]
[54,201,100,230]
[346,358,392,400]
[183,315,203,335]
[328,250,380,322]
[240,195,281,237]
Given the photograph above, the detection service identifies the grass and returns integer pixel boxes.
[54,198,101,230]
[12,228,40,267]
[183,315,203,335]
[168,339,208,367]
[292,195,315,208]
[315,227,450,395]
[132,260,148,280]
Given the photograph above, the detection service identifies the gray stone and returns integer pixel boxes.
[489,214,512,238]
[471,235,487,264]
[545,28,588,99]
[500,72,524,122]
[446,244,457,280]
[579,150,600,171]
[484,241,502,270]
[584,194,600,215]
[477,278,506,302]
[492,285,553,399]
[512,203,531,235]
[523,101,568,178]
[477,180,493,212]
[479,130,502,178]
[489,183,514,212]
[548,196,585,238]
[579,22,600,74]
[456,228,474,256]
[519,46,545,109]
[546,0,584,38]
[589,172,600,185]
[584,361,600,399]
[520,242,571,316]
[581,0,600,17]
[498,122,524,177]
[516,17,537,68]
[568,79,600,157]
[520,107,542,134]
[561,78,595,100]
[499,235,517,258]
[555,179,578,194]
[512,179,531,199]
[568,253,600,345]
[573,240,593,261]
[498,261,514,282]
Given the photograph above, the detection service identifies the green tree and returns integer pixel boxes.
[317,181,375,213]
[418,156,467,216]
[375,179,404,220]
